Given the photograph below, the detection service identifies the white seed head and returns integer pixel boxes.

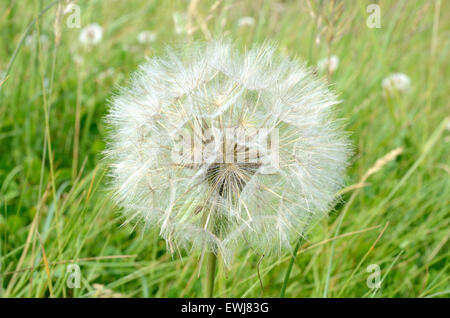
[25,33,49,48]
[318,55,339,75]
[79,23,103,46]
[137,30,157,44]
[382,73,411,96]
[105,41,350,263]
[238,17,256,27]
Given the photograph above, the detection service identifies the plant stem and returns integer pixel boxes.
[206,250,217,298]
[280,236,304,298]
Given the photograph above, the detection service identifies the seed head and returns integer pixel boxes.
[79,23,103,47]
[137,31,157,44]
[238,17,256,27]
[382,73,411,96]
[105,41,350,263]
[318,55,339,75]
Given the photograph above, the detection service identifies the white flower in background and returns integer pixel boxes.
[173,12,187,35]
[79,23,103,47]
[25,33,49,48]
[382,73,411,96]
[137,31,157,44]
[105,41,350,263]
[238,16,255,27]
[25,34,34,47]
[318,55,339,75]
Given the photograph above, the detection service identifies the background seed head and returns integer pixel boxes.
[382,73,411,96]
[79,23,103,47]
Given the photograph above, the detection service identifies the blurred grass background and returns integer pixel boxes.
[0,0,449,297]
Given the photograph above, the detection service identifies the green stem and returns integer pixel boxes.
[206,251,217,298]
[280,236,304,298]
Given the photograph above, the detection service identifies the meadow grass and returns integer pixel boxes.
[0,0,449,298]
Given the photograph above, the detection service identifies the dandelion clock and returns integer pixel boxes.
[79,23,103,47]
[105,40,350,296]
[382,73,411,97]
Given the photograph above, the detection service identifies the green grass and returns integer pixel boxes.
[0,0,449,298]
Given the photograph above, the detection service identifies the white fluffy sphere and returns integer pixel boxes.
[105,41,350,263]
